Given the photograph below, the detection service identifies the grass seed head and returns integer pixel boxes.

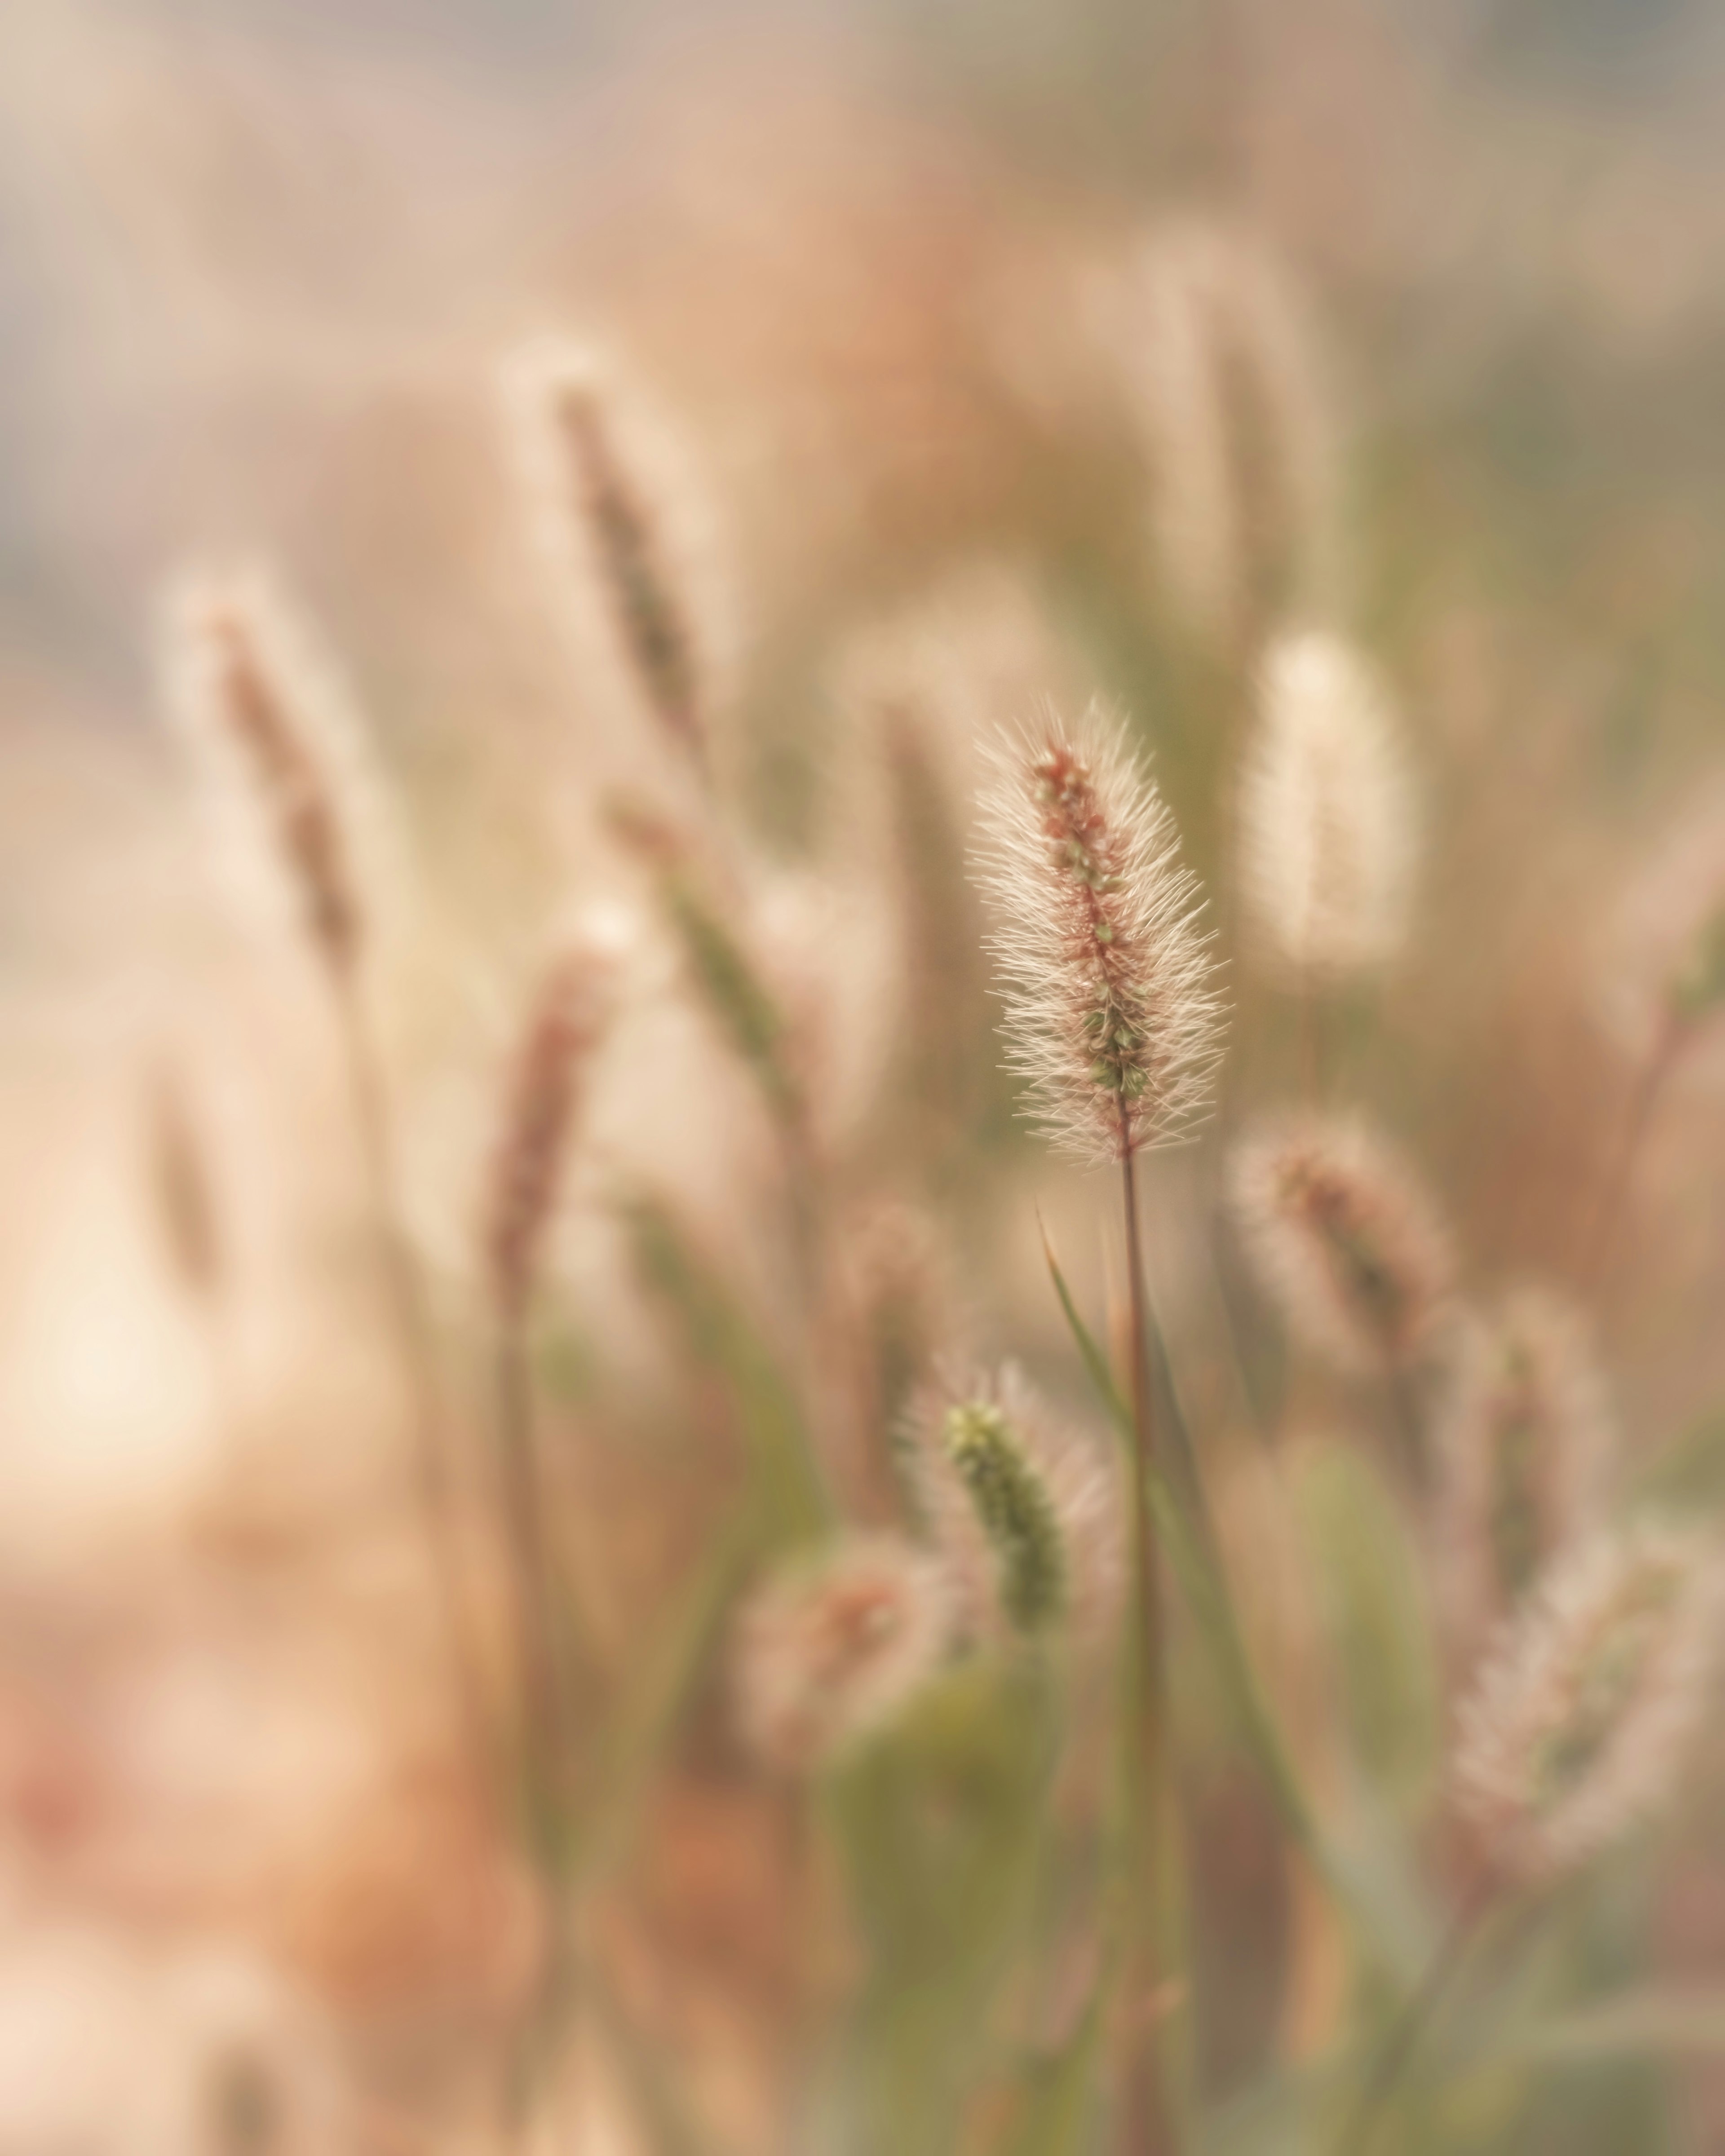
[973,702,1225,1166]
[904,1361,1123,1651]
[1229,1111,1456,1376]
[1435,1286,1615,1648]
[1453,1528,1725,1884]
[165,566,385,980]
[505,336,732,779]
[1238,629,1417,984]
[731,1534,955,1773]
[483,935,618,1323]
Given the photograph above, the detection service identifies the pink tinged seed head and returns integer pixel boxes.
[1229,1111,1456,1376]
[166,568,382,978]
[1453,1528,1725,1885]
[482,939,617,1324]
[731,1534,955,1774]
[504,336,733,777]
[973,702,1225,1166]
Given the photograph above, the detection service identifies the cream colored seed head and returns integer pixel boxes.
[1238,630,1417,984]
[1118,217,1340,645]
[1434,1286,1614,1651]
[1453,1528,1725,1884]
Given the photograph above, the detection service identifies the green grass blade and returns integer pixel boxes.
[624,1193,830,1544]
[1040,1230,1418,1983]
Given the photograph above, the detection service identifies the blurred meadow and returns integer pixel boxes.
[5,0,1725,2151]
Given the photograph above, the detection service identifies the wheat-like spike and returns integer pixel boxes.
[144,1060,225,1305]
[1229,1111,1456,1375]
[505,336,730,777]
[1453,1528,1725,1884]
[482,939,616,1324]
[1238,630,1417,983]
[973,701,1225,1166]
[1119,217,1340,644]
[166,567,380,976]
[903,1361,1124,1651]
[608,798,809,1140]
[1434,1286,1614,1648]
[730,1534,955,1773]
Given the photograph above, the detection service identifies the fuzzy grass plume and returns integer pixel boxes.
[1453,1528,1725,1884]
[1237,630,1417,984]
[164,566,390,978]
[1118,218,1339,644]
[482,938,617,1325]
[904,1361,1123,1650]
[505,336,731,778]
[973,702,1224,1166]
[1435,1287,1614,1644]
[1229,1111,1455,1375]
[731,1535,955,1774]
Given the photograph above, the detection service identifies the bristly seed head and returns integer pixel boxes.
[1435,1286,1614,1651]
[904,1361,1123,1652]
[731,1535,955,1773]
[166,568,378,978]
[1237,630,1417,984]
[1453,1528,1725,1884]
[483,943,615,1323]
[942,1401,1068,1636]
[505,337,730,778]
[1115,217,1340,646]
[973,702,1225,1166]
[1229,1111,1455,1376]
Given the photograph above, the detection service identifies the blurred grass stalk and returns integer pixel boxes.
[119,117,1725,2156]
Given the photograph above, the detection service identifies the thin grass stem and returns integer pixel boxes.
[1585,1012,1684,1292]
[1338,1895,1491,2156]
[1118,1140,1178,2156]
[328,965,495,1778]
[493,1327,571,1854]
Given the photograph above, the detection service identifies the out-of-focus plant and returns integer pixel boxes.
[123,178,1725,2156]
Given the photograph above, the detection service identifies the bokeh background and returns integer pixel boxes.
[4,0,1725,2149]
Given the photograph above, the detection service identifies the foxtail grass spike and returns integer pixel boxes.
[1435,1287,1614,1647]
[1238,630,1416,985]
[166,566,380,978]
[905,1361,1123,1650]
[731,1535,955,1773]
[506,337,730,778]
[1229,1112,1455,1377]
[1453,1527,1725,1885]
[973,702,1225,1167]
[1119,217,1340,645]
[483,938,617,1325]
